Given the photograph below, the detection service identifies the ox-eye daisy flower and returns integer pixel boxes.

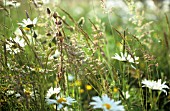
[46,96,76,110]
[45,87,76,110]
[6,37,25,54]
[3,0,21,8]
[90,94,125,111]
[45,87,61,99]
[112,52,139,64]
[18,17,38,28]
[142,79,169,95]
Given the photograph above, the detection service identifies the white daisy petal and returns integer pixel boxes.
[33,17,38,25]
[58,104,63,110]
[46,87,61,99]
[18,17,38,28]
[46,99,57,105]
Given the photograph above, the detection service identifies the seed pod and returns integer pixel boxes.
[53,12,58,19]
[46,32,51,36]
[55,20,63,28]
[56,20,62,26]
[56,31,63,42]
[56,31,62,37]
[47,8,51,14]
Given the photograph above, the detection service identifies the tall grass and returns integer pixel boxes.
[0,0,170,111]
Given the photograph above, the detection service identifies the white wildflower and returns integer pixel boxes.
[90,94,125,111]
[142,79,169,95]
[122,91,130,99]
[112,52,139,64]
[46,96,76,110]
[18,17,38,28]
[3,0,21,8]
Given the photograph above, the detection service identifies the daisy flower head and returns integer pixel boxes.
[90,94,125,111]
[56,96,76,110]
[112,52,139,64]
[6,90,21,98]
[142,79,169,95]
[46,96,76,110]
[122,91,130,99]
[3,0,21,8]
[6,90,15,96]
[6,37,25,54]
[18,17,38,28]
[46,87,61,99]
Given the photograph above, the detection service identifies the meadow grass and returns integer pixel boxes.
[0,0,170,111]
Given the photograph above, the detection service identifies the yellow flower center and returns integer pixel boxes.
[75,80,82,86]
[85,85,92,90]
[103,103,111,109]
[57,97,67,103]
[24,90,31,96]
[23,27,30,31]
[114,87,118,93]
[79,89,84,94]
